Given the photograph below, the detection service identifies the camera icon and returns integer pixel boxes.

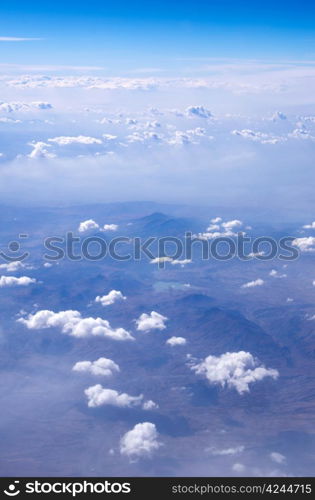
[4,481,20,496]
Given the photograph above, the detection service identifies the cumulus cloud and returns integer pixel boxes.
[186,105,212,119]
[196,219,244,240]
[0,275,36,287]
[103,224,118,231]
[292,237,315,252]
[269,269,287,278]
[84,385,143,408]
[232,129,284,144]
[18,309,134,340]
[78,219,100,232]
[135,311,168,332]
[0,101,52,112]
[142,400,159,410]
[166,336,187,346]
[221,219,243,231]
[270,452,286,464]
[0,261,27,272]
[191,351,279,394]
[48,135,102,146]
[303,221,315,229]
[28,141,56,159]
[241,278,265,288]
[120,422,161,459]
[95,290,126,306]
[72,357,120,377]
[232,463,246,473]
[271,111,287,121]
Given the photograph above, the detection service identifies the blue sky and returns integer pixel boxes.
[1,1,315,73]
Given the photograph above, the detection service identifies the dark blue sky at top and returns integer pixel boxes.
[0,1,315,70]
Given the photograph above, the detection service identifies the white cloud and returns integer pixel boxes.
[269,269,287,278]
[84,385,143,408]
[196,219,244,240]
[0,261,27,272]
[72,357,120,377]
[221,219,243,231]
[292,237,315,252]
[120,422,161,459]
[103,224,118,231]
[0,275,36,287]
[241,278,265,288]
[271,111,287,121]
[18,309,134,340]
[48,135,102,146]
[28,141,56,159]
[207,446,244,456]
[135,311,168,332]
[166,336,187,346]
[270,452,286,464]
[142,400,159,410]
[232,463,246,473]
[150,257,173,264]
[191,351,279,394]
[0,101,52,112]
[78,219,100,232]
[232,129,284,144]
[0,37,42,42]
[171,259,192,266]
[186,105,212,119]
[95,290,126,306]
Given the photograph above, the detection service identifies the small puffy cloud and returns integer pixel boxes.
[32,102,53,110]
[95,290,126,306]
[28,141,56,159]
[269,269,287,278]
[191,351,279,394]
[270,452,286,464]
[271,111,287,121]
[84,385,143,408]
[292,237,315,252]
[232,129,283,144]
[135,311,168,332]
[142,400,159,410]
[0,101,52,112]
[186,105,212,119]
[207,446,244,456]
[196,218,244,240]
[0,275,36,287]
[232,463,246,473]
[221,219,243,231]
[241,278,264,288]
[120,422,161,459]
[18,309,134,340]
[0,261,27,272]
[48,135,102,146]
[72,357,120,377]
[303,221,315,229]
[78,219,100,232]
[166,336,187,346]
[103,224,118,231]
